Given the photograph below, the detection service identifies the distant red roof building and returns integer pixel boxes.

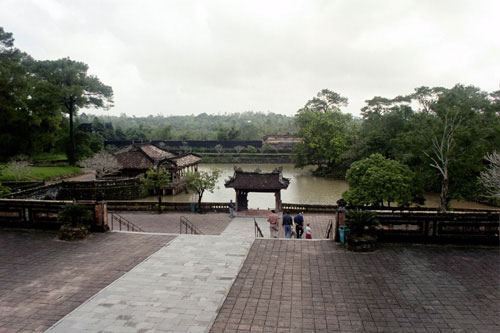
[262,135,301,148]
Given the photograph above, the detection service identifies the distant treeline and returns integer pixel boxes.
[78,111,297,142]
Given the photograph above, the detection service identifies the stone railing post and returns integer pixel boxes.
[94,201,109,232]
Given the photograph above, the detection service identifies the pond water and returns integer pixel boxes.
[146,163,496,210]
[158,164,348,209]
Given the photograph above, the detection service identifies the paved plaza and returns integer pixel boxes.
[49,217,255,332]
[211,241,500,332]
[0,213,498,333]
[112,212,333,239]
[109,212,233,235]
[0,229,174,332]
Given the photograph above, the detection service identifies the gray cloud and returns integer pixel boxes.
[1,0,499,117]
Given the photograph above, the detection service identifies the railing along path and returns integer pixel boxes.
[180,216,203,235]
[254,218,264,238]
[110,213,145,232]
[324,219,334,239]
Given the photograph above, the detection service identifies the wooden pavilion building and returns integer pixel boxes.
[225,167,290,211]
[114,143,202,195]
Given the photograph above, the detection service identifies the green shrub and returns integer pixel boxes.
[58,204,93,227]
[345,209,379,236]
[246,145,257,153]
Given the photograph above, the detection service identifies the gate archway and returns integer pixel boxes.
[225,167,290,212]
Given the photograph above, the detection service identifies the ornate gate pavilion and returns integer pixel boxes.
[225,167,290,211]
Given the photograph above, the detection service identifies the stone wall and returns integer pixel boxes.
[105,140,263,149]
[56,179,144,200]
[9,178,145,201]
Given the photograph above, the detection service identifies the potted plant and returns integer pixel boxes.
[344,209,380,252]
[58,203,93,241]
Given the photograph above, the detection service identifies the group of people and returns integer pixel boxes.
[267,210,312,239]
[229,200,312,239]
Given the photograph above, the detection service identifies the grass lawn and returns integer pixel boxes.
[31,152,68,162]
[0,166,82,181]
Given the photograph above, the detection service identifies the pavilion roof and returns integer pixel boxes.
[140,144,176,160]
[225,167,290,191]
[114,149,154,170]
[114,143,201,171]
[170,154,202,167]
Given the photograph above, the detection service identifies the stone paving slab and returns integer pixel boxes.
[0,229,175,333]
[112,211,333,239]
[48,217,256,332]
[109,212,232,235]
[210,240,500,332]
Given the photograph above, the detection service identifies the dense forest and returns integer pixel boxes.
[77,111,296,142]
[1,26,499,205]
[292,87,500,205]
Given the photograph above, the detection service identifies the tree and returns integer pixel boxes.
[3,157,32,181]
[261,142,273,153]
[150,124,173,140]
[79,152,121,179]
[234,145,245,154]
[424,111,462,212]
[215,123,240,141]
[246,145,257,153]
[357,84,500,204]
[215,144,224,155]
[0,27,27,158]
[185,169,221,212]
[479,151,500,200]
[293,91,355,176]
[305,89,348,112]
[33,58,113,165]
[0,27,63,158]
[141,168,170,214]
[343,154,419,207]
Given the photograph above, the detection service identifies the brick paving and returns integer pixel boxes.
[210,240,500,333]
[0,229,175,332]
[109,211,232,235]
[1,215,499,333]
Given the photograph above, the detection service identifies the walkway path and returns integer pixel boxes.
[0,230,174,332]
[44,172,95,185]
[48,217,256,332]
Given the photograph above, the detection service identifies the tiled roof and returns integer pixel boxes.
[140,145,175,161]
[225,168,290,191]
[115,150,154,170]
[170,154,202,167]
[114,144,201,171]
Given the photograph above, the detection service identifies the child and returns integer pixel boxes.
[305,223,312,239]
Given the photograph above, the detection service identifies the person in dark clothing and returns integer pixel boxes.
[294,212,304,239]
[282,211,293,238]
[228,199,235,218]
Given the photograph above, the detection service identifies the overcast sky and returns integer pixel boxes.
[1,0,499,117]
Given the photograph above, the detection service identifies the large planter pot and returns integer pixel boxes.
[58,224,89,241]
[346,234,377,252]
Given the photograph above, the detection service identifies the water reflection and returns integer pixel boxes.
[158,163,348,209]
[145,163,496,210]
